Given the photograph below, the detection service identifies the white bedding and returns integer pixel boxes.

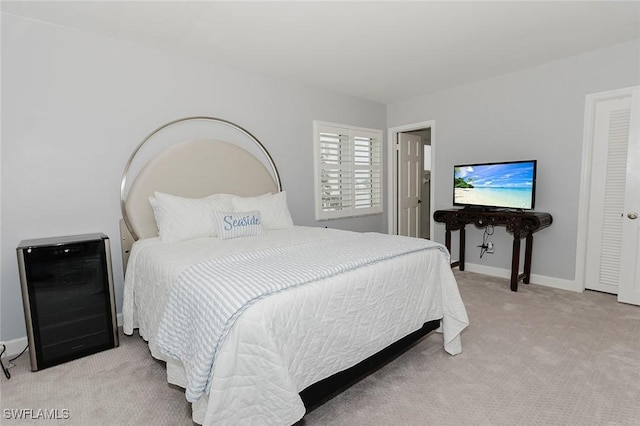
[122,226,469,425]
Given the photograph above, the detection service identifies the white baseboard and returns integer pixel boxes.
[461,263,582,293]
[1,313,124,359]
[1,336,28,359]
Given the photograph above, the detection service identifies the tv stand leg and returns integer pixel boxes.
[445,229,451,254]
[444,227,465,270]
[510,236,521,292]
[523,233,533,284]
[459,226,465,271]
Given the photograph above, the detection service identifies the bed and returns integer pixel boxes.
[120,117,469,425]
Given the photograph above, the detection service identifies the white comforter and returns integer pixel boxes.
[122,226,469,425]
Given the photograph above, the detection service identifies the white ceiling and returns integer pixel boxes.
[3,1,640,104]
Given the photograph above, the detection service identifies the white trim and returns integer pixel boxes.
[461,264,581,293]
[576,86,637,293]
[387,120,436,236]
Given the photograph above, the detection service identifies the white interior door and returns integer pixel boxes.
[584,87,640,305]
[618,88,640,305]
[398,133,422,237]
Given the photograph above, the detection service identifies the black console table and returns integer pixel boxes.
[433,209,552,291]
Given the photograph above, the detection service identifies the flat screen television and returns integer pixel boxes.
[453,160,537,211]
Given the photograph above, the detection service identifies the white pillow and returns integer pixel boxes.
[213,210,265,240]
[232,191,294,230]
[205,193,238,202]
[150,192,235,242]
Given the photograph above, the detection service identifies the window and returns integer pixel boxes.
[313,121,383,220]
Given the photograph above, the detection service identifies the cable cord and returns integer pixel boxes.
[1,344,28,380]
[478,225,495,258]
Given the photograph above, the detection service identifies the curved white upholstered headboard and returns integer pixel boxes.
[119,117,281,270]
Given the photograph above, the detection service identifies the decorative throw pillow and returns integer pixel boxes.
[213,210,265,240]
[150,192,235,242]
[232,191,294,230]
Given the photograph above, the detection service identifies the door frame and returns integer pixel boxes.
[387,120,436,236]
[575,86,636,292]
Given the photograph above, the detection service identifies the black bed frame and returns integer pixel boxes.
[300,319,441,411]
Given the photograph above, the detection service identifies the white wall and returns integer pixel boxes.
[0,14,387,342]
[388,39,640,287]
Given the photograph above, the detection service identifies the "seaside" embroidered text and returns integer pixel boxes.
[222,214,261,231]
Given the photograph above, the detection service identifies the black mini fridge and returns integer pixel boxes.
[17,233,119,371]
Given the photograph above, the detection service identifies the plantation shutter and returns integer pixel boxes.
[314,122,383,220]
[598,107,631,287]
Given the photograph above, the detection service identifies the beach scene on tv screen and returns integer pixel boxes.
[454,162,535,209]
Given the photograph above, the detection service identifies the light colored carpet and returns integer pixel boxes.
[1,271,639,425]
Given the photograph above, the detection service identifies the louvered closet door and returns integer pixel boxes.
[584,91,640,303]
